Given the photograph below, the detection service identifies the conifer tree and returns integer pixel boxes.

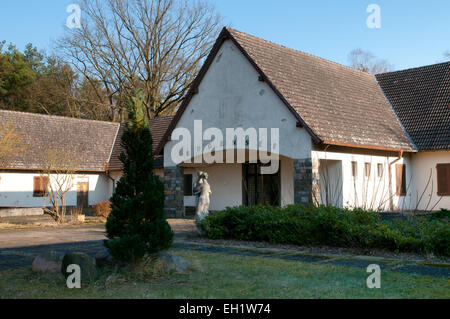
[104,91,173,262]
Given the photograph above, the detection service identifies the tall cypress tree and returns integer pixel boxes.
[104,91,173,262]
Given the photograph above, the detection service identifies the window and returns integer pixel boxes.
[364,163,371,178]
[183,174,193,196]
[396,164,406,196]
[436,163,450,196]
[351,161,358,179]
[377,163,384,178]
[33,176,49,197]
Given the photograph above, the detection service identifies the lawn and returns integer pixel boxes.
[0,248,448,299]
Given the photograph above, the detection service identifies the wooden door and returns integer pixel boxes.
[242,162,280,206]
[77,182,89,208]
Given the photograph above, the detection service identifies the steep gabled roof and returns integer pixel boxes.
[158,27,415,154]
[108,116,174,171]
[376,62,450,151]
[0,110,119,172]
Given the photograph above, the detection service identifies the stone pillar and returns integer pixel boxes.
[164,166,184,217]
[293,158,313,205]
[311,158,321,206]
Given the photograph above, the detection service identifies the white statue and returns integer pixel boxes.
[193,171,212,223]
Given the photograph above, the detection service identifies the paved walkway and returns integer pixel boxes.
[0,220,448,278]
[0,219,197,249]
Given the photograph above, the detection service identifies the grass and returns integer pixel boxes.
[0,248,448,299]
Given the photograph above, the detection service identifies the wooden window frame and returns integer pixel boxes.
[436,163,450,196]
[33,176,49,197]
[364,163,371,178]
[377,163,384,178]
[396,164,406,196]
[351,161,358,179]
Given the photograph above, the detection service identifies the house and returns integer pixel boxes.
[0,27,448,217]
[0,110,172,216]
[160,28,449,216]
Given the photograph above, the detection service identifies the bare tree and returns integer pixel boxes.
[41,149,81,223]
[58,0,221,120]
[348,48,393,74]
[444,50,450,60]
[0,121,26,168]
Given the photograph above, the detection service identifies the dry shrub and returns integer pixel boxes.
[130,256,168,281]
[69,206,84,224]
[93,201,111,218]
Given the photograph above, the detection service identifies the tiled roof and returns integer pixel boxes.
[226,28,415,151]
[159,28,415,152]
[0,110,119,171]
[376,62,450,150]
[108,116,174,171]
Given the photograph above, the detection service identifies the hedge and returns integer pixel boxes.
[197,206,450,256]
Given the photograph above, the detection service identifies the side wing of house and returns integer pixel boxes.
[0,110,119,215]
[311,147,413,211]
[0,172,112,210]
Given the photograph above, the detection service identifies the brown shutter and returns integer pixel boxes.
[437,164,450,196]
[42,176,49,196]
[396,164,406,196]
[33,176,42,197]
[33,176,49,197]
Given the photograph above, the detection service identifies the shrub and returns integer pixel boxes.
[430,209,450,221]
[197,205,450,256]
[93,201,111,218]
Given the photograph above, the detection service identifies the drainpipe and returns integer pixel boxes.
[388,151,403,211]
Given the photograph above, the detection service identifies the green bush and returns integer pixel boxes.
[197,205,450,256]
[430,209,450,221]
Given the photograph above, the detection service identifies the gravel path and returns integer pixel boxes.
[0,219,448,278]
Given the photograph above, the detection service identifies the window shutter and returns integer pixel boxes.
[33,177,42,197]
[396,164,406,196]
[42,176,49,196]
[437,164,450,196]
[33,176,49,197]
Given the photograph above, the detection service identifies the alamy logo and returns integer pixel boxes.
[366,4,381,29]
[170,120,280,174]
[66,4,81,29]
[366,264,381,289]
[66,264,81,289]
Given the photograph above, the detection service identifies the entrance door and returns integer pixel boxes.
[77,182,89,208]
[242,162,280,206]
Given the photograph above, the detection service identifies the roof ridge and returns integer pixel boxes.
[0,109,120,126]
[377,61,450,76]
[225,27,377,79]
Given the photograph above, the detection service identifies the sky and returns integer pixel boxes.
[0,0,448,71]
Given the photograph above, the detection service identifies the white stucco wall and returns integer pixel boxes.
[409,150,450,211]
[0,172,113,208]
[312,150,412,211]
[164,39,312,168]
[183,163,242,211]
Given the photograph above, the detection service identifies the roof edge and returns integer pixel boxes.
[321,140,417,153]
